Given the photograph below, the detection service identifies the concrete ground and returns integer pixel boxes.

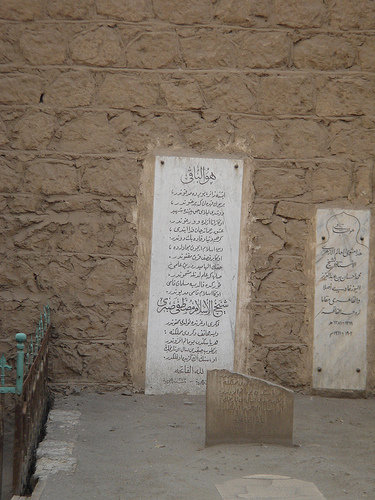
[26,392,375,500]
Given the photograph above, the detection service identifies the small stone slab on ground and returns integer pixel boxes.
[206,370,294,446]
[216,474,326,499]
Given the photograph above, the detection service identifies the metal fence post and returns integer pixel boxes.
[15,334,26,396]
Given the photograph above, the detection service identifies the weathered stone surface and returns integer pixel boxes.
[359,38,375,71]
[126,33,180,69]
[180,31,237,69]
[252,223,285,269]
[329,0,375,29]
[47,0,94,19]
[96,0,153,21]
[20,27,68,65]
[253,304,305,345]
[258,75,315,115]
[0,0,43,20]
[352,163,373,204]
[316,77,375,117]
[0,74,42,105]
[275,201,311,221]
[161,79,203,111]
[272,0,325,28]
[278,119,329,158]
[153,0,213,24]
[266,345,310,387]
[329,119,375,158]
[201,74,257,113]
[206,370,294,446]
[233,118,279,158]
[96,74,159,108]
[44,71,96,107]
[255,268,305,302]
[23,160,79,195]
[13,112,55,150]
[254,168,307,199]
[294,35,356,70]
[238,32,290,68]
[0,26,22,64]
[214,0,270,26]
[310,163,352,202]
[80,158,139,197]
[54,112,121,153]
[70,27,123,66]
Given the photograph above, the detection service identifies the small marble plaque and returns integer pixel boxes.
[313,209,370,390]
[205,370,294,446]
[145,156,243,394]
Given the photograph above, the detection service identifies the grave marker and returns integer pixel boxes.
[313,209,370,390]
[206,370,294,446]
[145,156,243,394]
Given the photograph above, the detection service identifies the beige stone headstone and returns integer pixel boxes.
[206,370,294,446]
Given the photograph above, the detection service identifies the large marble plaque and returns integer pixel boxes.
[313,209,370,390]
[145,156,244,394]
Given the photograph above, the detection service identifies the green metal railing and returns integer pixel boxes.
[0,304,51,499]
[0,305,50,395]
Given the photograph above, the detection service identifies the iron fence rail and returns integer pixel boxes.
[0,305,51,498]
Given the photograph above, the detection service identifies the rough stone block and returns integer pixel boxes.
[329,0,375,29]
[233,118,279,158]
[47,0,94,19]
[294,35,356,70]
[329,119,375,159]
[272,0,325,28]
[54,112,121,153]
[310,163,351,202]
[44,71,95,107]
[0,0,43,20]
[353,163,373,204]
[254,168,307,199]
[253,304,305,345]
[0,25,22,64]
[255,268,305,302]
[237,31,290,68]
[359,38,375,71]
[0,74,42,105]
[257,75,315,115]
[80,158,139,197]
[266,345,309,387]
[180,30,237,69]
[214,0,270,26]
[252,223,284,269]
[205,370,294,446]
[126,32,180,69]
[23,160,79,195]
[0,157,22,193]
[276,201,311,220]
[316,77,375,117]
[201,74,257,113]
[96,0,152,21]
[277,119,329,158]
[96,73,159,108]
[13,111,55,150]
[70,26,123,66]
[153,0,213,24]
[161,78,203,110]
[20,27,67,65]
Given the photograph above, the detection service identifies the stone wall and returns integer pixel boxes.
[0,0,374,391]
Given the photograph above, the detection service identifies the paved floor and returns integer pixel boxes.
[30,392,375,500]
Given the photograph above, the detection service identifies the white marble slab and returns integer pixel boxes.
[313,209,370,390]
[145,156,243,394]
